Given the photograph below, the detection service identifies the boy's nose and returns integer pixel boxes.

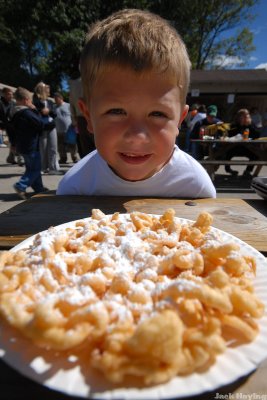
[124,122,150,142]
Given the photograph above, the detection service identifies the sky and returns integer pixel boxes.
[246,0,267,69]
[218,0,267,70]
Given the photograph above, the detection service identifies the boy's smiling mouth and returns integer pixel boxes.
[119,152,152,164]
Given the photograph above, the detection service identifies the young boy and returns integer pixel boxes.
[12,87,51,199]
[57,9,216,198]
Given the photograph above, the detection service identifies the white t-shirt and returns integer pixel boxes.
[57,145,216,198]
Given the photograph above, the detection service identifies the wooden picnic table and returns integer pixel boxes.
[191,139,267,181]
[0,195,267,253]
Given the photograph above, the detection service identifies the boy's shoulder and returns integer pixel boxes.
[173,146,207,171]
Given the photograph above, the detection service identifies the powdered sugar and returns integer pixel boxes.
[1,210,258,352]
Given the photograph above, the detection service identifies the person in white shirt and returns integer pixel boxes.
[57,9,215,199]
[250,107,262,129]
[189,104,207,132]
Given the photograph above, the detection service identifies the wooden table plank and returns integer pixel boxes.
[0,196,267,252]
[191,139,267,180]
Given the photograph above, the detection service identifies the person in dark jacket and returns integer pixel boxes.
[12,87,52,199]
[33,82,61,174]
[0,87,13,137]
[0,87,23,164]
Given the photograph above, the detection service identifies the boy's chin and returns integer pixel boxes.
[110,166,152,182]
[117,172,149,182]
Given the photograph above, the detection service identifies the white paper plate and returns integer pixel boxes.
[1,215,267,399]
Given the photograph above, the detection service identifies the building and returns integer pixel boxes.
[2,68,267,122]
[188,69,267,121]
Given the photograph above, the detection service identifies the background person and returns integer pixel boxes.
[54,92,78,164]
[33,82,61,174]
[261,107,267,137]
[0,87,13,148]
[190,105,222,160]
[250,106,262,130]
[182,103,199,153]
[0,87,23,165]
[69,76,95,158]
[224,108,261,176]
[57,9,215,199]
[189,104,207,133]
[185,104,207,154]
[11,87,50,199]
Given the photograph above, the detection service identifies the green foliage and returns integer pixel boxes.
[0,0,260,91]
[150,0,258,69]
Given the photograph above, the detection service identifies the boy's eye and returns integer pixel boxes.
[150,111,167,118]
[106,108,126,115]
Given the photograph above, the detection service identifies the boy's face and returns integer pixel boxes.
[80,66,188,181]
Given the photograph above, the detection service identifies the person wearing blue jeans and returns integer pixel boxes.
[15,151,45,196]
[11,87,53,199]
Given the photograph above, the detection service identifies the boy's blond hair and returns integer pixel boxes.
[14,87,32,101]
[80,9,191,105]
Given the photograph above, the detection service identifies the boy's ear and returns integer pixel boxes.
[179,104,189,126]
[78,99,94,133]
[176,105,189,138]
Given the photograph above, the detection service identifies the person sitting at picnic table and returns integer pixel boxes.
[190,105,222,160]
[250,106,262,130]
[224,108,261,177]
[182,103,199,153]
[57,9,215,199]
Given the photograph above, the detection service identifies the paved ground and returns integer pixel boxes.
[0,147,74,214]
[0,146,266,215]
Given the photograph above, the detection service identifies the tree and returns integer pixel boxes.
[0,0,100,90]
[150,0,258,69]
[0,0,260,90]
